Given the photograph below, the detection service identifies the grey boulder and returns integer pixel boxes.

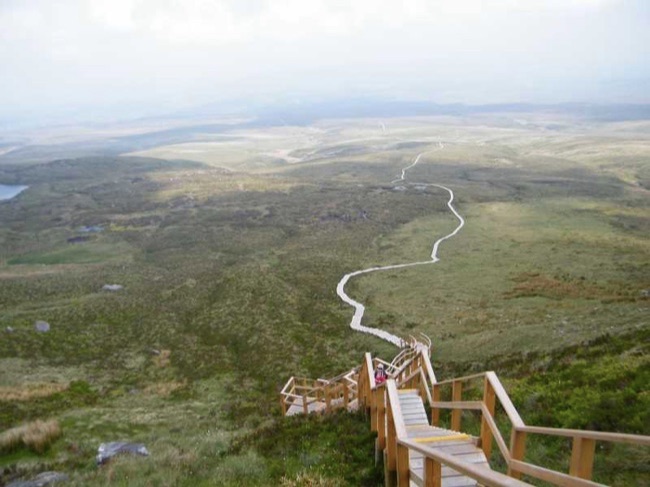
[34,321,50,333]
[7,471,68,487]
[96,442,149,465]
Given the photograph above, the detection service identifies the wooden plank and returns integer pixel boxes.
[430,401,483,411]
[408,428,469,439]
[400,439,530,487]
[401,406,426,414]
[404,417,429,424]
[517,425,650,446]
[413,434,470,443]
[402,411,428,418]
[485,372,525,428]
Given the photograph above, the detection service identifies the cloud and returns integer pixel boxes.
[68,0,619,45]
[0,0,646,120]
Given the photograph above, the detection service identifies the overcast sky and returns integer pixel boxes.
[1,0,648,122]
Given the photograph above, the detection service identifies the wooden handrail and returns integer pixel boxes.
[419,368,433,405]
[395,366,422,388]
[434,371,488,386]
[365,353,377,390]
[430,400,483,410]
[516,425,650,445]
[486,372,525,428]
[386,379,407,439]
[421,350,437,386]
[399,438,532,487]
[481,402,511,462]
[428,367,649,485]
[282,342,649,487]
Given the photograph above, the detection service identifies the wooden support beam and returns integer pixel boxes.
[396,444,409,486]
[431,384,440,426]
[570,437,596,480]
[508,430,527,479]
[386,400,397,472]
[450,380,463,431]
[371,388,378,432]
[480,377,497,459]
[424,456,442,487]
[377,389,386,450]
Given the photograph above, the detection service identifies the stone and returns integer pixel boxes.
[96,442,150,465]
[7,471,69,487]
[34,321,50,333]
[78,225,104,233]
[102,284,123,292]
[6,326,14,333]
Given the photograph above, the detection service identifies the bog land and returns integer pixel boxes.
[0,109,648,486]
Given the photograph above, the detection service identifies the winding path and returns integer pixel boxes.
[335,146,465,347]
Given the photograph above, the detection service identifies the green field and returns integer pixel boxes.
[0,112,648,486]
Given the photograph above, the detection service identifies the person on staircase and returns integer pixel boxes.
[375,363,387,385]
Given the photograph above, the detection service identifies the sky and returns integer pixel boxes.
[1,0,649,123]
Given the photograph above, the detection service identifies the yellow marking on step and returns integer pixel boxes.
[413,434,470,443]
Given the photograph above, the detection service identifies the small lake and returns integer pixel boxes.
[0,184,28,201]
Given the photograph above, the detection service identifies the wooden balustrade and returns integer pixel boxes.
[283,342,649,487]
[428,369,649,486]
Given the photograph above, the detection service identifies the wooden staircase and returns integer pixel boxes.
[281,338,650,487]
[397,389,489,487]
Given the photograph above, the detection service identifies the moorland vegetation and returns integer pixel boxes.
[0,113,647,486]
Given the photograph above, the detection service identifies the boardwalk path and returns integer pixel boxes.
[335,145,465,347]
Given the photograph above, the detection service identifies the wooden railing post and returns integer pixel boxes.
[431,384,440,426]
[396,443,410,486]
[377,388,387,450]
[424,456,442,487]
[386,399,397,473]
[325,386,331,412]
[371,388,379,432]
[480,377,496,459]
[302,393,308,415]
[569,437,596,480]
[508,429,527,479]
[451,380,463,431]
[343,381,349,408]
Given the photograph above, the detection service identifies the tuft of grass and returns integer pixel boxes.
[0,383,68,402]
[152,349,171,368]
[0,419,62,454]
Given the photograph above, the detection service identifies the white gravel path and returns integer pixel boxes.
[336,146,465,347]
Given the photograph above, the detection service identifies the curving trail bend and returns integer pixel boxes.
[335,147,465,347]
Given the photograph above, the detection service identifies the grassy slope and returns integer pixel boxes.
[0,114,648,486]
